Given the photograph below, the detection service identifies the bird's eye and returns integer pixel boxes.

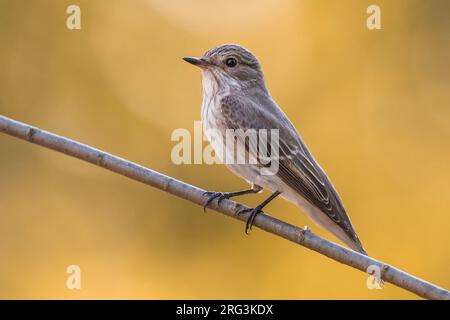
[225,57,237,67]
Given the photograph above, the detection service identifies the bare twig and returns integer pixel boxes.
[0,115,448,300]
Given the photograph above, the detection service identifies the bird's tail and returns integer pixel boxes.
[349,236,368,256]
[294,199,368,256]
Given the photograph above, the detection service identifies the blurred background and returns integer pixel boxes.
[0,0,449,299]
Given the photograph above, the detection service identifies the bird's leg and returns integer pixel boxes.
[202,184,263,212]
[237,190,281,234]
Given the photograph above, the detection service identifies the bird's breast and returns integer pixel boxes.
[201,94,224,136]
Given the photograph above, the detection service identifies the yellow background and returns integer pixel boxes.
[0,0,449,299]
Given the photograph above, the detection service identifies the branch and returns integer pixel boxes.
[0,115,448,300]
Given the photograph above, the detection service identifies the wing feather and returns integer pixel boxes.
[220,95,361,242]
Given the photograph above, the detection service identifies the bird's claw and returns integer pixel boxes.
[202,191,231,212]
[236,206,264,234]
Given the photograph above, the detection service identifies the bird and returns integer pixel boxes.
[183,44,367,255]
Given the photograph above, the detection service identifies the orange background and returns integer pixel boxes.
[0,0,449,299]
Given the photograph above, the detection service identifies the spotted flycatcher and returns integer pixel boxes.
[183,44,367,255]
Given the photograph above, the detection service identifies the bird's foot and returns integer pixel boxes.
[202,191,234,212]
[236,205,264,234]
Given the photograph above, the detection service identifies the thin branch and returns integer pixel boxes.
[0,114,448,300]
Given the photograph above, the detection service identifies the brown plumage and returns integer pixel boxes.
[184,44,367,255]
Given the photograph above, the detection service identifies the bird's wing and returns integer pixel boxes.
[220,95,364,249]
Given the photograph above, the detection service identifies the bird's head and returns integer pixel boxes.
[183,44,266,93]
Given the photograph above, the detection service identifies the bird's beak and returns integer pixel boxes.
[183,57,210,68]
